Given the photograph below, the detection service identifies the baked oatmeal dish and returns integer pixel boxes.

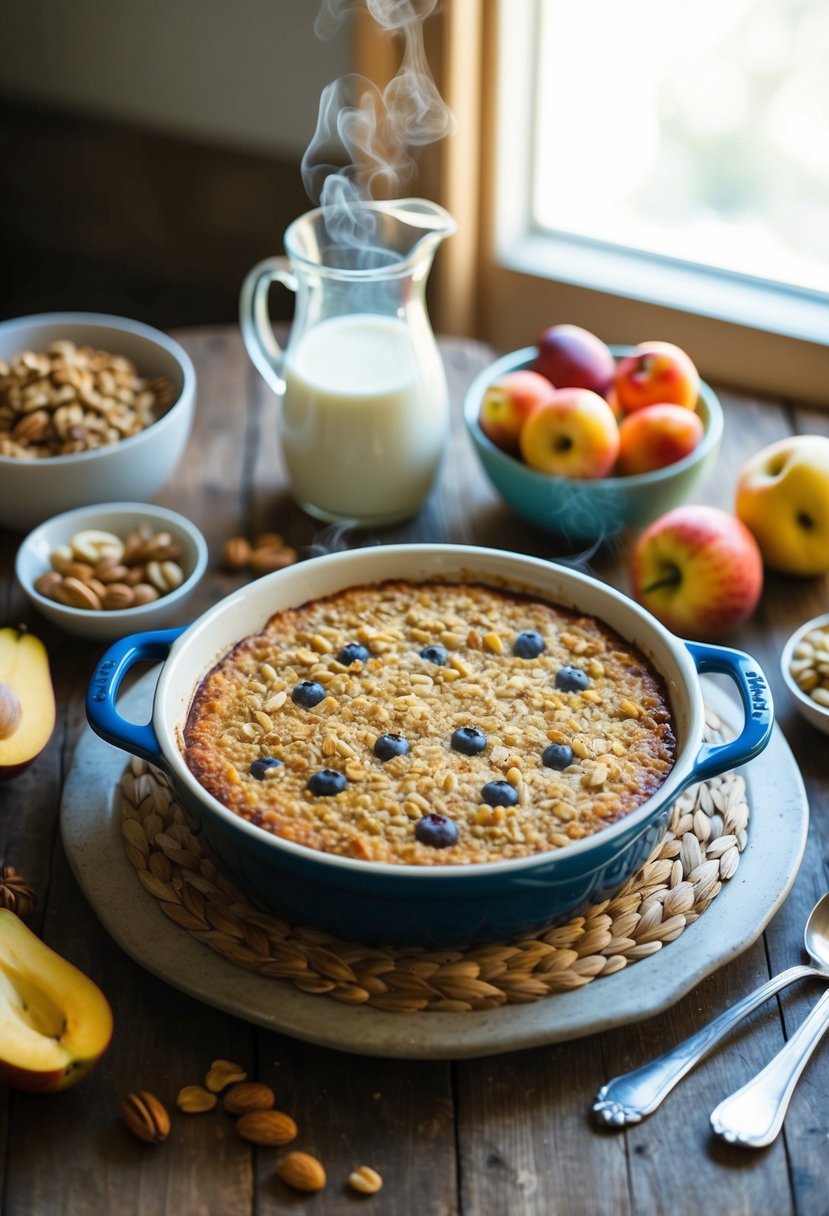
[183,580,677,866]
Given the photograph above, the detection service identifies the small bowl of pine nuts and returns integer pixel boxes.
[15,502,208,640]
[0,313,196,532]
[781,613,829,736]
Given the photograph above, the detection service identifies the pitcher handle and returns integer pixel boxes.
[239,256,297,395]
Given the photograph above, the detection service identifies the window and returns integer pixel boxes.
[474,0,829,402]
[533,0,829,298]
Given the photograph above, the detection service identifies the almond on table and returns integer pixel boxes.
[276,1151,326,1193]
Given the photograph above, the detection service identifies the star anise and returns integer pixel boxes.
[0,866,36,920]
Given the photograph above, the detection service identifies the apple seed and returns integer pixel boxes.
[0,684,22,740]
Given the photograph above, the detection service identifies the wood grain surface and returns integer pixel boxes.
[1,327,827,1216]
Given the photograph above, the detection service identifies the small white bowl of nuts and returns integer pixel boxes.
[0,313,196,533]
[781,613,829,736]
[15,503,208,640]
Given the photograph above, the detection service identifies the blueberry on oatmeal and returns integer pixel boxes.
[250,756,283,780]
[414,813,458,848]
[337,641,370,665]
[291,679,326,708]
[513,630,545,659]
[419,644,447,666]
[451,726,487,755]
[542,743,575,770]
[307,769,347,796]
[555,666,590,693]
[481,780,519,807]
[374,732,410,761]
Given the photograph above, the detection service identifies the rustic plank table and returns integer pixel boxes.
[1,327,828,1216]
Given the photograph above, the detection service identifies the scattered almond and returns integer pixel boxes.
[222,1081,275,1115]
[176,1085,218,1114]
[277,1151,326,1193]
[235,1109,297,1146]
[221,536,251,570]
[249,546,298,575]
[205,1058,247,1093]
[347,1165,383,1195]
[120,1091,170,1144]
[220,531,298,578]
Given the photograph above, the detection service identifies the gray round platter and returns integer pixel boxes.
[61,670,808,1060]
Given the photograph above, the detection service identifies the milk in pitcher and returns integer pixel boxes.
[279,313,448,524]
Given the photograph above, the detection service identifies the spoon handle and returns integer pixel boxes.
[592,965,819,1127]
[710,987,829,1148]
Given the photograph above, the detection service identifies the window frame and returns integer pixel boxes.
[436,0,829,405]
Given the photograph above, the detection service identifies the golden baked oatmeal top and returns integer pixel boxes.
[183,580,676,865]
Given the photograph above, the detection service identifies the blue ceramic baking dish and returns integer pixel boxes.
[86,544,772,947]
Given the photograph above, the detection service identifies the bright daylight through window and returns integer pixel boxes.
[532,0,829,298]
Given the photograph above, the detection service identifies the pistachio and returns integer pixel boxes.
[120,1090,170,1144]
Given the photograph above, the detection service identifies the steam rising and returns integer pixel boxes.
[302,0,455,242]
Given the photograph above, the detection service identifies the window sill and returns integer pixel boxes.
[502,233,829,348]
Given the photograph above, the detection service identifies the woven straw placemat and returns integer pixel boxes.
[119,705,748,1015]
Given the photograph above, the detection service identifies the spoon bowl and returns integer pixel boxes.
[803,892,829,971]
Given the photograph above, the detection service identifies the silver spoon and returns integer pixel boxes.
[592,892,829,1128]
[711,968,829,1142]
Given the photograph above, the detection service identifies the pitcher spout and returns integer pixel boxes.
[375,197,457,262]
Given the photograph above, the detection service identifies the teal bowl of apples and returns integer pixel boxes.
[463,331,723,549]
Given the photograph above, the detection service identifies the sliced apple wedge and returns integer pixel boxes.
[0,628,56,779]
[0,910,113,1092]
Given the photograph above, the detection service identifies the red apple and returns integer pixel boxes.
[479,370,556,454]
[534,324,616,396]
[0,910,113,1092]
[615,341,700,414]
[631,505,763,639]
[617,403,704,475]
[519,388,620,479]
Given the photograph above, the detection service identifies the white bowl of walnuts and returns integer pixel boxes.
[0,313,196,532]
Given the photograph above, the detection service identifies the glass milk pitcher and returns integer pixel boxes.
[240,198,456,526]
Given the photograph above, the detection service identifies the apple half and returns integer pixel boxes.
[0,910,113,1092]
[0,628,56,779]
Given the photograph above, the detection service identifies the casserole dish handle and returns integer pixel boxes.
[685,641,773,783]
[86,627,186,767]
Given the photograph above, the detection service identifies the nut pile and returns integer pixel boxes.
[34,525,186,612]
[0,340,174,459]
[789,623,829,710]
[221,532,297,577]
[121,1057,382,1196]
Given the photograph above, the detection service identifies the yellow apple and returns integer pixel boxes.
[0,910,113,1092]
[735,436,829,576]
[519,388,620,478]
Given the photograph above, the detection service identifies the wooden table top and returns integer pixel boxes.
[1,326,828,1215]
